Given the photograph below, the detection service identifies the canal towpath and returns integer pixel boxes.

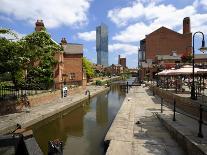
[0,85,109,135]
[105,85,186,155]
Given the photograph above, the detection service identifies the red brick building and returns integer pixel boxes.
[61,39,84,86]
[118,55,126,68]
[139,17,192,80]
[34,20,86,88]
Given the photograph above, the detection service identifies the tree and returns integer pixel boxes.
[0,29,23,86]
[20,31,62,88]
[0,28,62,88]
[82,57,94,79]
[181,53,192,63]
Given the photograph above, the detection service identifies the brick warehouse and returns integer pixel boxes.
[35,20,86,89]
[60,38,85,86]
[139,17,192,80]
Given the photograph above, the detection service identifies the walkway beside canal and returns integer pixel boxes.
[0,85,109,135]
[105,85,185,155]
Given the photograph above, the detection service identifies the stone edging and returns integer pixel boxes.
[157,113,207,155]
[0,86,110,135]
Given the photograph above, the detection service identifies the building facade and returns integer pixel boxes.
[34,20,86,88]
[61,38,84,86]
[118,55,126,68]
[138,17,192,80]
[96,24,108,66]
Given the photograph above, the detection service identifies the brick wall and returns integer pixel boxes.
[63,54,83,81]
[29,86,86,106]
[145,27,192,60]
[0,86,86,115]
[28,90,61,106]
[149,86,207,121]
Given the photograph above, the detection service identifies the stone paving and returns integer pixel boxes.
[105,86,185,155]
[0,85,109,135]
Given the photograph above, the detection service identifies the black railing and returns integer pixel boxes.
[159,96,207,138]
[0,84,54,101]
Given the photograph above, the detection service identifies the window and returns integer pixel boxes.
[68,73,76,80]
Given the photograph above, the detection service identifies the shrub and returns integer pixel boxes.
[96,80,102,86]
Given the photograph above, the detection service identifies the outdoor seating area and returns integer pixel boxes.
[154,65,207,100]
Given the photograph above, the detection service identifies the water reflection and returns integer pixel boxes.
[29,82,126,155]
[96,94,108,126]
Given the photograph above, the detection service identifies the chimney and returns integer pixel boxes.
[118,55,120,64]
[60,38,67,45]
[35,20,45,32]
[183,17,191,34]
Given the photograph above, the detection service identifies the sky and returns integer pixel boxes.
[1,0,207,68]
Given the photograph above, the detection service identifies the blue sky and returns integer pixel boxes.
[1,0,207,68]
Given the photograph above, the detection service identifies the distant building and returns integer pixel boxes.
[96,24,108,66]
[105,64,123,75]
[118,55,126,68]
[138,17,192,80]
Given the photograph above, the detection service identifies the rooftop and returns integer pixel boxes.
[63,43,83,54]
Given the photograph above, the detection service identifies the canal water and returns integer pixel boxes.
[28,79,133,155]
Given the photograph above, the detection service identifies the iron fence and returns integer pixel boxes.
[157,93,207,138]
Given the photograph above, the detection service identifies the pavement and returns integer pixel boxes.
[105,85,186,155]
[0,85,109,135]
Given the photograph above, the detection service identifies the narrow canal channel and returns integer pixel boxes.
[28,79,134,155]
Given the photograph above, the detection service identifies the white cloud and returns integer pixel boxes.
[0,30,25,40]
[77,31,96,41]
[0,15,13,22]
[109,43,138,55]
[110,1,207,43]
[0,0,91,28]
[108,2,144,26]
[107,0,163,26]
[112,22,153,43]
[200,0,207,8]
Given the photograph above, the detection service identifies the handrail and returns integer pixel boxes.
[159,95,207,138]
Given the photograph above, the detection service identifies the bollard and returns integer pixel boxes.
[127,82,128,93]
[173,99,176,121]
[85,90,91,100]
[153,87,155,96]
[161,97,163,113]
[198,105,203,138]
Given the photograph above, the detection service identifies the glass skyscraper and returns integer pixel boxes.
[96,24,108,66]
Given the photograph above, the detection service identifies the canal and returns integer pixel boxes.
[28,79,133,155]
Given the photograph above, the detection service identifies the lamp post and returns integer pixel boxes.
[138,48,140,82]
[191,31,207,100]
[138,48,141,83]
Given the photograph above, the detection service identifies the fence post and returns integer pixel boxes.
[153,87,155,96]
[173,99,176,121]
[161,97,163,113]
[198,104,203,138]
[127,82,128,93]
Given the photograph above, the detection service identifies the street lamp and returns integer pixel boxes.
[191,31,207,100]
[138,48,141,83]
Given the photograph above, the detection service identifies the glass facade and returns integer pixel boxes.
[96,24,108,66]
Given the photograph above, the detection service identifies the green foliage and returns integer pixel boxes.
[95,80,102,86]
[83,57,94,79]
[0,28,18,39]
[121,69,131,80]
[0,81,13,87]
[0,28,62,89]
[181,53,192,63]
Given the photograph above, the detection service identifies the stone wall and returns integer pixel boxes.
[149,85,207,121]
[0,86,86,115]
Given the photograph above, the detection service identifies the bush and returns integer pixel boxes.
[0,81,13,87]
[96,80,102,86]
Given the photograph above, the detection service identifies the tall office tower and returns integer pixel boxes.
[96,24,108,66]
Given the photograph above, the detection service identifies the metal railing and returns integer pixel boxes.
[0,84,54,101]
[158,94,207,138]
